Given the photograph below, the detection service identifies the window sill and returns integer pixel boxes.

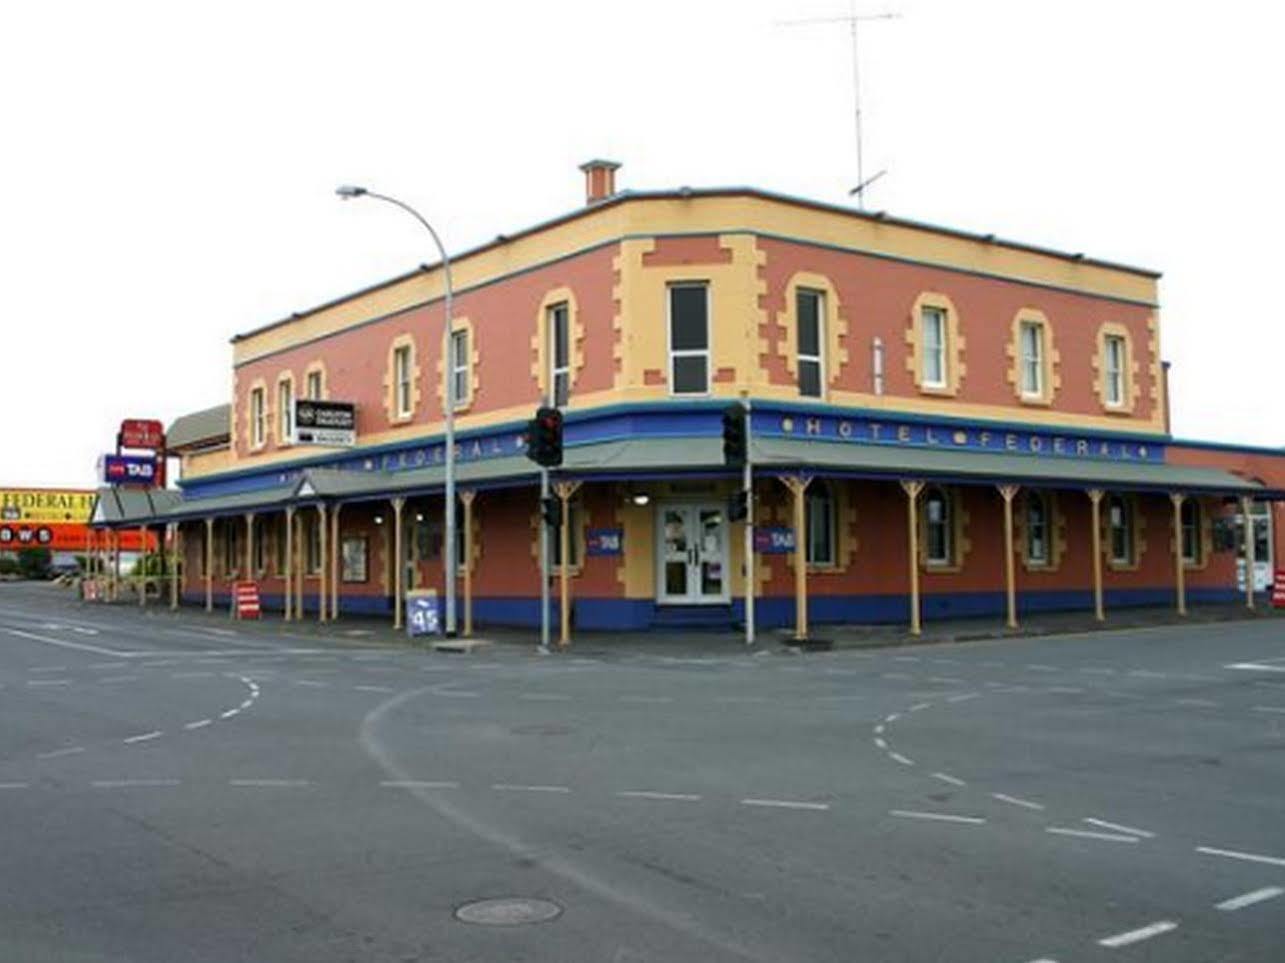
[1018,394,1053,407]
[922,560,962,574]
[916,384,957,398]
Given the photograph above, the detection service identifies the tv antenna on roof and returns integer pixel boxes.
[779,3,900,209]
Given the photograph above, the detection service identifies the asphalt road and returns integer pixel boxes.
[1,582,1283,962]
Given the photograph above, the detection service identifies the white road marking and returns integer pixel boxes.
[239,699,253,710]
[171,671,215,679]
[38,746,84,758]
[992,792,1044,811]
[92,779,180,788]
[1175,698,1219,707]
[882,672,913,680]
[380,780,460,789]
[929,676,965,684]
[873,737,887,749]
[946,692,980,703]
[892,656,920,662]
[0,782,30,789]
[1097,920,1177,948]
[1196,845,1285,868]
[890,810,985,825]
[932,772,966,787]
[1,627,143,657]
[520,693,572,701]
[98,675,139,683]
[740,798,829,811]
[183,719,212,730]
[908,703,931,712]
[617,791,702,802]
[28,665,68,672]
[1046,686,1084,694]
[1225,662,1285,673]
[292,680,328,687]
[1026,664,1058,672]
[1046,827,1139,844]
[1084,818,1154,839]
[434,689,480,698]
[1215,886,1284,911]
[88,662,128,669]
[26,679,71,686]
[123,731,162,744]
[230,779,310,787]
[354,685,395,693]
[492,783,571,793]
[1080,667,1117,675]
[884,713,900,723]
[888,752,914,766]
[873,724,884,734]
[1251,705,1285,714]
[619,695,674,704]
[220,709,239,719]
[714,696,767,704]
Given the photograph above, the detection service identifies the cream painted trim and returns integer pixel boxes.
[246,380,268,452]
[1015,489,1065,572]
[385,334,421,425]
[275,371,295,448]
[1006,309,1061,407]
[920,485,970,573]
[1093,322,1140,415]
[436,317,479,414]
[906,292,966,397]
[530,288,586,405]
[529,497,586,576]
[303,361,328,400]
[1102,492,1146,571]
[785,478,858,575]
[1174,497,1212,572]
[777,272,850,399]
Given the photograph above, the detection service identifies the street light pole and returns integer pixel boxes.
[336,185,457,635]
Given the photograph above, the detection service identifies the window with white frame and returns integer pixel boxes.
[548,302,570,408]
[393,344,412,418]
[278,379,293,443]
[805,482,836,566]
[250,387,265,447]
[450,329,470,407]
[1019,320,1045,397]
[797,288,824,398]
[668,283,710,395]
[1025,491,1050,565]
[920,306,948,388]
[1104,334,1127,407]
[1108,495,1133,564]
[1181,499,1201,564]
[305,369,322,400]
[924,487,953,565]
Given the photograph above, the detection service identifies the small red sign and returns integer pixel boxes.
[120,419,165,451]
[1273,570,1285,610]
[234,581,261,620]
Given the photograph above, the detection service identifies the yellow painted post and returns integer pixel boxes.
[778,476,813,641]
[1088,489,1105,622]
[284,508,295,621]
[1170,493,1187,616]
[553,481,582,648]
[138,525,148,608]
[392,497,405,630]
[317,503,328,623]
[204,518,214,612]
[112,529,121,602]
[900,480,924,636]
[331,503,341,619]
[170,523,180,610]
[459,490,476,637]
[998,485,1019,629]
[1242,495,1255,610]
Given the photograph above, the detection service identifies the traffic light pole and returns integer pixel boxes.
[743,398,755,646]
[539,469,552,654]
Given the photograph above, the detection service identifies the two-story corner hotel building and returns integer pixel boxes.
[93,162,1285,635]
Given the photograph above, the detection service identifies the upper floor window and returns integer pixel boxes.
[1104,334,1127,407]
[1025,491,1050,566]
[278,378,293,444]
[797,289,824,398]
[920,306,948,388]
[805,481,836,566]
[1019,320,1045,398]
[1107,494,1133,565]
[668,283,709,395]
[305,369,322,400]
[249,387,266,448]
[548,302,570,408]
[450,328,471,408]
[924,486,953,565]
[393,344,413,418]
[1181,499,1202,565]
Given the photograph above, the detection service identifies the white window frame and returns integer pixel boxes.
[920,306,947,388]
[450,328,470,409]
[805,482,836,566]
[1019,320,1044,398]
[278,378,293,444]
[250,387,265,448]
[1108,495,1133,565]
[305,370,322,401]
[548,302,570,408]
[1025,491,1050,565]
[1104,335,1126,407]
[394,345,412,418]
[797,288,825,399]
[924,487,953,565]
[667,282,711,396]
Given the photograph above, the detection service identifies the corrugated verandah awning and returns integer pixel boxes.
[89,435,1271,527]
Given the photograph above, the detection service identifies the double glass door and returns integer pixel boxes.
[657,504,728,604]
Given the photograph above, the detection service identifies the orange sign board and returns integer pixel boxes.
[0,523,154,553]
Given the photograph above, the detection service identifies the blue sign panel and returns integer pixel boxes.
[586,528,624,556]
[754,526,796,554]
[101,455,158,486]
[405,594,441,638]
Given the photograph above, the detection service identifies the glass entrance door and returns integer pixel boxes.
[656,504,728,604]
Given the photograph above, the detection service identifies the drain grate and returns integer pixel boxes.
[455,897,563,926]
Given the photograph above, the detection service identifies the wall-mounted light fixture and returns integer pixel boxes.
[631,492,651,506]
[374,515,385,526]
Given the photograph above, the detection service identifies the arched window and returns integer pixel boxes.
[1025,491,1050,566]
[924,486,953,565]
[1107,494,1133,565]
[1181,499,1201,564]
[805,482,836,566]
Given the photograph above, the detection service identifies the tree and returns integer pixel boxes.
[17,548,52,579]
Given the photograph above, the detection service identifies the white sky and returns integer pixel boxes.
[3,0,1281,490]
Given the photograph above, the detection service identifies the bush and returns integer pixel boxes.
[0,556,17,576]
[17,548,52,579]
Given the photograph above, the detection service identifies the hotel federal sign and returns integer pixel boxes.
[763,413,1166,463]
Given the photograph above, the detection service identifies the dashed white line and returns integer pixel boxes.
[26,679,71,686]
[98,675,139,684]
[520,693,572,701]
[171,671,215,679]
[1084,818,1154,839]
[932,772,967,787]
[946,692,980,703]
[1025,664,1058,672]
[991,792,1045,811]
[740,798,830,811]
[92,779,181,788]
[873,724,885,734]
[1046,827,1139,844]
[220,709,239,719]
[123,731,162,744]
[1096,920,1177,948]
[292,680,328,687]
[28,665,68,673]
[873,737,887,750]
[239,699,253,710]
[492,783,571,794]
[1215,886,1284,911]
[884,713,900,723]
[908,702,931,712]
[1251,705,1285,714]
[230,779,310,787]
[354,685,395,693]
[1196,845,1285,868]
[380,780,460,789]
[619,695,674,704]
[888,752,914,766]
[890,810,985,825]
[38,746,84,758]
[0,782,30,789]
[183,719,212,730]
[618,791,703,802]
[1175,698,1218,707]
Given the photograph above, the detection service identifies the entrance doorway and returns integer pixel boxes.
[656,503,729,604]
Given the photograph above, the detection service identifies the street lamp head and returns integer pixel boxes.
[335,185,368,199]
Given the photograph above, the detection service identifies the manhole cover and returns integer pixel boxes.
[455,897,563,926]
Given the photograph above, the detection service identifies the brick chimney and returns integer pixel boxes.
[579,159,621,205]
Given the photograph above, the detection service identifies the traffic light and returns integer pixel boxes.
[721,403,747,467]
[527,406,564,467]
[728,488,748,522]
[540,496,560,529]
